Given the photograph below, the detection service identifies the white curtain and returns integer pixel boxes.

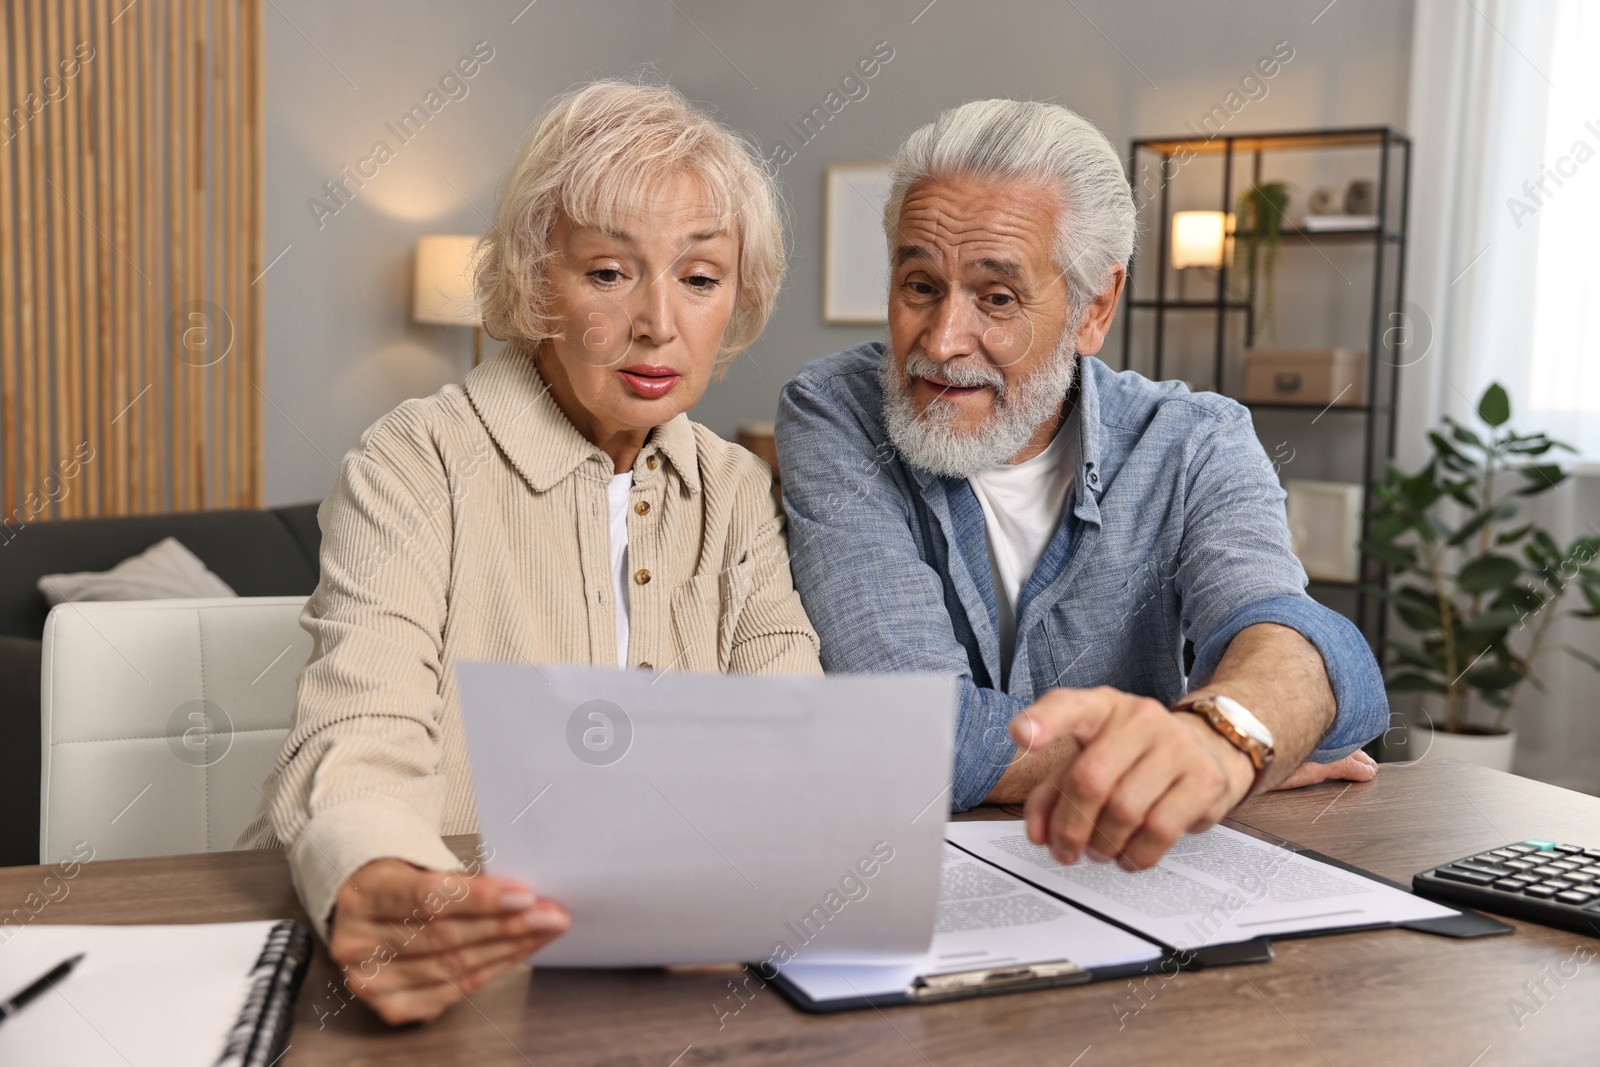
[1404,0,1600,792]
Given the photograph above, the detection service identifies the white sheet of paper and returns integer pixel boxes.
[0,921,276,1067]
[778,841,1163,1001]
[944,821,1458,951]
[457,664,957,967]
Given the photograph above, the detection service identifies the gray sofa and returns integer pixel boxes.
[0,503,323,866]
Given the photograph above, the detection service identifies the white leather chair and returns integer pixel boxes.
[39,596,311,863]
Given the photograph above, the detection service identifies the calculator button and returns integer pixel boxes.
[1492,878,1526,891]
[1581,848,1600,860]
[1523,885,1560,898]
[1534,851,1563,861]
[1488,849,1519,860]
[1436,867,1497,886]
[1541,880,1574,892]
[1459,861,1508,875]
[1506,844,1538,853]
[1555,891,1595,905]
[1502,859,1535,871]
[1581,866,1600,877]
[1554,844,1584,854]
[1567,872,1595,884]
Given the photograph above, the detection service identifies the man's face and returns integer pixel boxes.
[886,175,1073,441]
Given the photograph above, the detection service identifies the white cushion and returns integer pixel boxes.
[40,597,310,863]
[37,536,236,606]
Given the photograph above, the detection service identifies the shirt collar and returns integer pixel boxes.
[463,341,701,494]
[1073,355,1104,526]
[898,354,1105,526]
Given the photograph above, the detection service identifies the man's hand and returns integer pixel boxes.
[329,859,570,1025]
[1010,687,1256,871]
[1271,750,1377,791]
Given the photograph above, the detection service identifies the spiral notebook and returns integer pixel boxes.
[0,919,311,1067]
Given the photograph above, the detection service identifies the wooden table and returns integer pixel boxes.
[4,758,1597,1066]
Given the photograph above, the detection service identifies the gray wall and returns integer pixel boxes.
[263,0,1413,505]
[262,0,669,504]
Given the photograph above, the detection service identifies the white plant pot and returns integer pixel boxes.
[1417,726,1517,773]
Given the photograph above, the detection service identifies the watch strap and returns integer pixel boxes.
[1173,695,1274,800]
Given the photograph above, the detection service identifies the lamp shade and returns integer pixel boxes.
[413,235,483,326]
[1170,211,1231,270]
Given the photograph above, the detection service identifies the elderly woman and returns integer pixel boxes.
[239,81,819,1024]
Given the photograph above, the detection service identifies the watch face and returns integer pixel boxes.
[1214,695,1274,749]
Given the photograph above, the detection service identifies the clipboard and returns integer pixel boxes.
[769,821,1508,1013]
[768,931,1273,1013]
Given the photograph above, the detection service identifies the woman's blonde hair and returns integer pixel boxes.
[475,80,784,368]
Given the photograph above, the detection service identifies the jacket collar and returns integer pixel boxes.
[463,341,701,494]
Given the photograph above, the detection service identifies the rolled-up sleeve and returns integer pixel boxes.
[1190,596,1388,762]
[778,369,1022,811]
[1175,403,1388,762]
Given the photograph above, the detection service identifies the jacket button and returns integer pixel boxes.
[638,661,654,671]
[646,455,659,470]
[634,568,651,585]
[1089,472,1099,484]
[634,500,650,516]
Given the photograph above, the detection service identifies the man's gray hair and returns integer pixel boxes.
[882,99,1135,315]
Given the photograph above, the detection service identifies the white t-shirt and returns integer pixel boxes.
[607,472,633,668]
[966,409,1079,685]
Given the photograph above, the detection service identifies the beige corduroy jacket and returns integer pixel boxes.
[237,344,821,937]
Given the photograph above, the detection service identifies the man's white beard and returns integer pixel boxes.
[881,334,1078,479]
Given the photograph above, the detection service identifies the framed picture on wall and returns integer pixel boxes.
[823,162,894,324]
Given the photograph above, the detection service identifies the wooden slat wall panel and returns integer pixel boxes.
[14,0,41,522]
[167,0,184,511]
[0,0,262,526]
[110,0,129,515]
[0,4,14,514]
[222,0,237,506]
[57,0,82,518]
[246,0,263,506]
[138,0,157,515]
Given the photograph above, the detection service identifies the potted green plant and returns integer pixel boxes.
[1235,181,1289,344]
[1364,382,1600,769]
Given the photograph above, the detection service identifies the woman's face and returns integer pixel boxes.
[537,172,739,466]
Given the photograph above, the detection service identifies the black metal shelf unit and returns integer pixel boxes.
[1119,125,1412,661]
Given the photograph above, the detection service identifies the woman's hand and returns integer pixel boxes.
[328,858,570,1025]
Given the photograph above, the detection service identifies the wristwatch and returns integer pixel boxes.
[1172,694,1275,799]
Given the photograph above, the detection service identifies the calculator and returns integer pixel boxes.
[1414,840,1600,936]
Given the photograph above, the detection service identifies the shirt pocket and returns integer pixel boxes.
[668,553,756,672]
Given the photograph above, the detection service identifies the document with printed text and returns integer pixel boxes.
[777,842,1164,1001]
[944,820,1459,951]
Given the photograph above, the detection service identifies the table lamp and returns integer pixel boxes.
[413,234,486,365]
[1170,210,1232,299]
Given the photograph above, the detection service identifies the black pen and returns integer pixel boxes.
[0,953,85,1025]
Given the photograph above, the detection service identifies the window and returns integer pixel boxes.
[1525,1,1600,451]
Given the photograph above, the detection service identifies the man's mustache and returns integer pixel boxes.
[901,350,1007,396]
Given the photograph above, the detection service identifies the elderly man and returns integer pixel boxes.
[776,99,1384,871]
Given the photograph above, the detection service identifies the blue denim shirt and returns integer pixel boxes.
[776,342,1387,811]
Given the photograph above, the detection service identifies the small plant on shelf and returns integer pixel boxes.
[1234,181,1290,344]
[1364,382,1600,735]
